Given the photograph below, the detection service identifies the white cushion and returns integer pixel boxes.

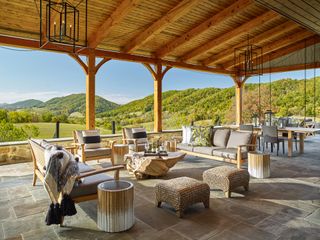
[182,126,187,144]
[82,130,101,149]
[185,126,192,144]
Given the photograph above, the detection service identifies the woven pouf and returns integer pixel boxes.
[155,177,210,217]
[203,166,250,198]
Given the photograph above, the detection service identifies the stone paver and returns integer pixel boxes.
[0,136,319,239]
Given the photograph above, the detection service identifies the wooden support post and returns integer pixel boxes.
[232,75,246,126]
[143,63,171,132]
[86,49,96,130]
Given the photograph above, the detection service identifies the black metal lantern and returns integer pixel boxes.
[40,0,87,51]
[234,37,263,78]
[264,110,274,126]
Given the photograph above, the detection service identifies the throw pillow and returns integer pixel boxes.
[182,126,187,144]
[191,126,211,146]
[132,128,148,144]
[227,131,252,149]
[213,129,230,147]
[82,130,101,149]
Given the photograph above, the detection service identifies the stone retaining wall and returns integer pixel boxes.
[0,130,182,165]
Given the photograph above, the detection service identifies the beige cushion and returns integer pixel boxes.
[82,130,101,149]
[213,129,230,147]
[128,143,145,152]
[77,148,111,158]
[227,131,252,149]
[193,146,220,155]
[132,128,148,144]
[212,148,248,160]
[124,128,133,139]
[70,174,113,198]
[177,143,194,152]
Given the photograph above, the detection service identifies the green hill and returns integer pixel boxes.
[1,99,43,109]
[39,94,120,115]
[97,77,320,130]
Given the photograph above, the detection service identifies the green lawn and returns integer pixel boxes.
[15,122,111,139]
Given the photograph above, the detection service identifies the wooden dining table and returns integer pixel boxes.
[254,127,320,157]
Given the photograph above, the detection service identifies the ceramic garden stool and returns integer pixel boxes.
[155,176,210,217]
[203,166,250,198]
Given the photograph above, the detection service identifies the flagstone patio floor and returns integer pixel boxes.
[0,136,319,240]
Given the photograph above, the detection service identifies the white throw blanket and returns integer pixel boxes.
[43,143,79,204]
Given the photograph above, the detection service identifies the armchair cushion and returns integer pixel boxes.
[213,129,230,147]
[70,174,113,198]
[82,130,102,149]
[132,128,148,144]
[123,128,133,139]
[227,131,252,149]
[77,148,111,158]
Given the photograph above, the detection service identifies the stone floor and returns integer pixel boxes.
[0,136,320,240]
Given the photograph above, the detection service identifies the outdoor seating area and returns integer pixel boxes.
[0,134,319,239]
[0,0,320,239]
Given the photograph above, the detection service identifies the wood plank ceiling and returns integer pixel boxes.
[0,0,319,75]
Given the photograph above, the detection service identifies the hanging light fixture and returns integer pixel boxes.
[234,35,263,78]
[39,0,88,51]
[264,53,274,126]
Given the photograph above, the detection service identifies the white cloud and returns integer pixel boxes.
[0,91,72,104]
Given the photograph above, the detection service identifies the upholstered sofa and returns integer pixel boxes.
[177,128,256,168]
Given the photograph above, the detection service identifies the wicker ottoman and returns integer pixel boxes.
[203,166,250,198]
[155,177,210,217]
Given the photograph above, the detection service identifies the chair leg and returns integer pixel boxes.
[32,171,37,186]
[271,143,273,153]
[277,142,279,156]
[263,140,265,152]
[283,141,285,154]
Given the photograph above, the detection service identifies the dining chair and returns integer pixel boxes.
[262,126,285,156]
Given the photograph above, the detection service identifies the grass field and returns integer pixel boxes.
[15,122,111,139]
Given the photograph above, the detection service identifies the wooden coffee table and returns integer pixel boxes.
[124,152,186,179]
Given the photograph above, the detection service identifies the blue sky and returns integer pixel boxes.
[0,47,318,104]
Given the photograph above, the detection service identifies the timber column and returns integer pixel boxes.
[233,75,245,125]
[86,49,96,130]
[143,63,171,132]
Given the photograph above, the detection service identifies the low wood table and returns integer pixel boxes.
[112,144,129,165]
[248,151,270,178]
[97,180,134,232]
[125,152,186,179]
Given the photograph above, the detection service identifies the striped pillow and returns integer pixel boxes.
[82,130,101,149]
[132,128,148,144]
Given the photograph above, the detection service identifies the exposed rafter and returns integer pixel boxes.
[255,36,320,67]
[223,29,315,69]
[155,0,253,58]
[88,0,140,48]
[262,63,320,74]
[180,10,278,62]
[122,0,199,53]
[202,21,298,66]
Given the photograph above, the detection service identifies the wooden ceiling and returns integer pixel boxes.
[0,0,319,76]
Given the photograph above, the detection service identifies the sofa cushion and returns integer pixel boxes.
[128,143,145,152]
[70,174,113,198]
[77,148,111,158]
[212,148,248,160]
[132,128,148,144]
[213,129,230,147]
[227,131,252,149]
[78,162,94,173]
[193,146,220,155]
[177,143,194,152]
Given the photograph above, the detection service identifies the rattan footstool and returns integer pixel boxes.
[155,177,210,217]
[203,166,250,198]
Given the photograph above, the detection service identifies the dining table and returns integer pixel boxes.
[254,127,320,157]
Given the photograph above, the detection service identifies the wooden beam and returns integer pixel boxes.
[95,58,111,74]
[69,53,88,74]
[88,0,139,48]
[122,0,199,53]
[224,29,315,69]
[180,11,278,62]
[262,63,320,74]
[86,49,96,130]
[155,0,253,58]
[0,35,233,75]
[203,21,299,66]
[256,36,320,67]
